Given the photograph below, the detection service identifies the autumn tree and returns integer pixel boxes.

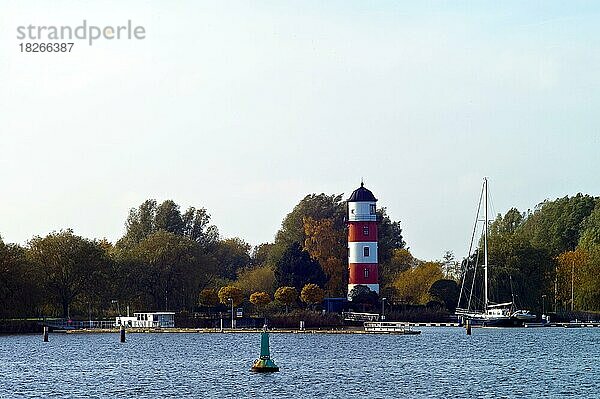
[235,265,275,297]
[300,283,325,309]
[556,249,588,311]
[250,291,271,317]
[379,248,415,288]
[393,262,443,304]
[275,194,345,249]
[218,285,243,307]
[274,286,298,312]
[303,217,347,296]
[198,288,219,309]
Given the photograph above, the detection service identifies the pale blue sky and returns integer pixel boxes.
[1,1,599,260]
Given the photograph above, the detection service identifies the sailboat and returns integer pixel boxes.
[455,178,536,327]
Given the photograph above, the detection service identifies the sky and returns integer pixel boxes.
[1,1,599,261]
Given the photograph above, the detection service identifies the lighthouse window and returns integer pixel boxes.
[363,226,369,236]
[364,268,369,278]
[370,204,376,214]
[363,247,370,257]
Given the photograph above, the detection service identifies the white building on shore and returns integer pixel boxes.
[115,312,175,328]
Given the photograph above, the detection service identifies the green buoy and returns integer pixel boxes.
[251,325,279,372]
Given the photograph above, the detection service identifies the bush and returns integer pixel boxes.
[269,310,343,329]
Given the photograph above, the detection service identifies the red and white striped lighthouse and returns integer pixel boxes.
[347,182,379,299]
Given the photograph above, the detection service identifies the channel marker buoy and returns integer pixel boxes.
[251,325,279,372]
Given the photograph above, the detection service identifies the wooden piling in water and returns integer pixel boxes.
[120,325,126,343]
[43,326,49,342]
[466,321,472,335]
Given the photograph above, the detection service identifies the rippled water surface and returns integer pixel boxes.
[1,328,599,398]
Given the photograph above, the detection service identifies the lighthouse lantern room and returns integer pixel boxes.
[347,182,379,300]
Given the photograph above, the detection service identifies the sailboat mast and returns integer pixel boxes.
[484,177,489,310]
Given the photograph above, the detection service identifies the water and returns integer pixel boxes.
[1,328,598,398]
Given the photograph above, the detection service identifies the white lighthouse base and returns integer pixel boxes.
[347,284,379,301]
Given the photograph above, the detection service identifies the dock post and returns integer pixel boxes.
[466,320,472,335]
[120,325,126,343]
[43,326,49,342]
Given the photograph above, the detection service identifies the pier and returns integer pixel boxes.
[524,322,600,328]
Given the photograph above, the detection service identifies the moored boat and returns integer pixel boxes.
[456,178,535,327]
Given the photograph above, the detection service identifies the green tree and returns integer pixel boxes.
[520,194,597,255]
[349,285,379,310]
[155,200,184,235]
[213,238,252,280]
[126,230,214,312]
[274,286,298,312]
[182,207,220,250]
[579,202,600,250]
[577,247,600,310]
[275,242,326,290]
[441,251,459,279]
[428,279,460,311]
[487,208,555,310]
[0,239,41,318]
[117,199,219,250]
[251,243,275,267]
[376,207,406,264]
[27,230,110,317]
[300,283,325,309]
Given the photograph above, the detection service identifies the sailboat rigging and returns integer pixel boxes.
[456,178,536,327]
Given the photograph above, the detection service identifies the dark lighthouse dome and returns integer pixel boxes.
[347,182,377,202]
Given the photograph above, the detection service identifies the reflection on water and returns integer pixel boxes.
[1,328,598,398]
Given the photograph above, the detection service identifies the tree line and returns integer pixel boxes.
[0,194,406,319]
[381,194,600,316]
[3,192,599,320]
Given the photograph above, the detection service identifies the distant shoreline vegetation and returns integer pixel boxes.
[1,193,600,322]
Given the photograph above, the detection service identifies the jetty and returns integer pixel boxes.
[524,322,600,328]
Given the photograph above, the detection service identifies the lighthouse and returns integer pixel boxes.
[347,182,379,300]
